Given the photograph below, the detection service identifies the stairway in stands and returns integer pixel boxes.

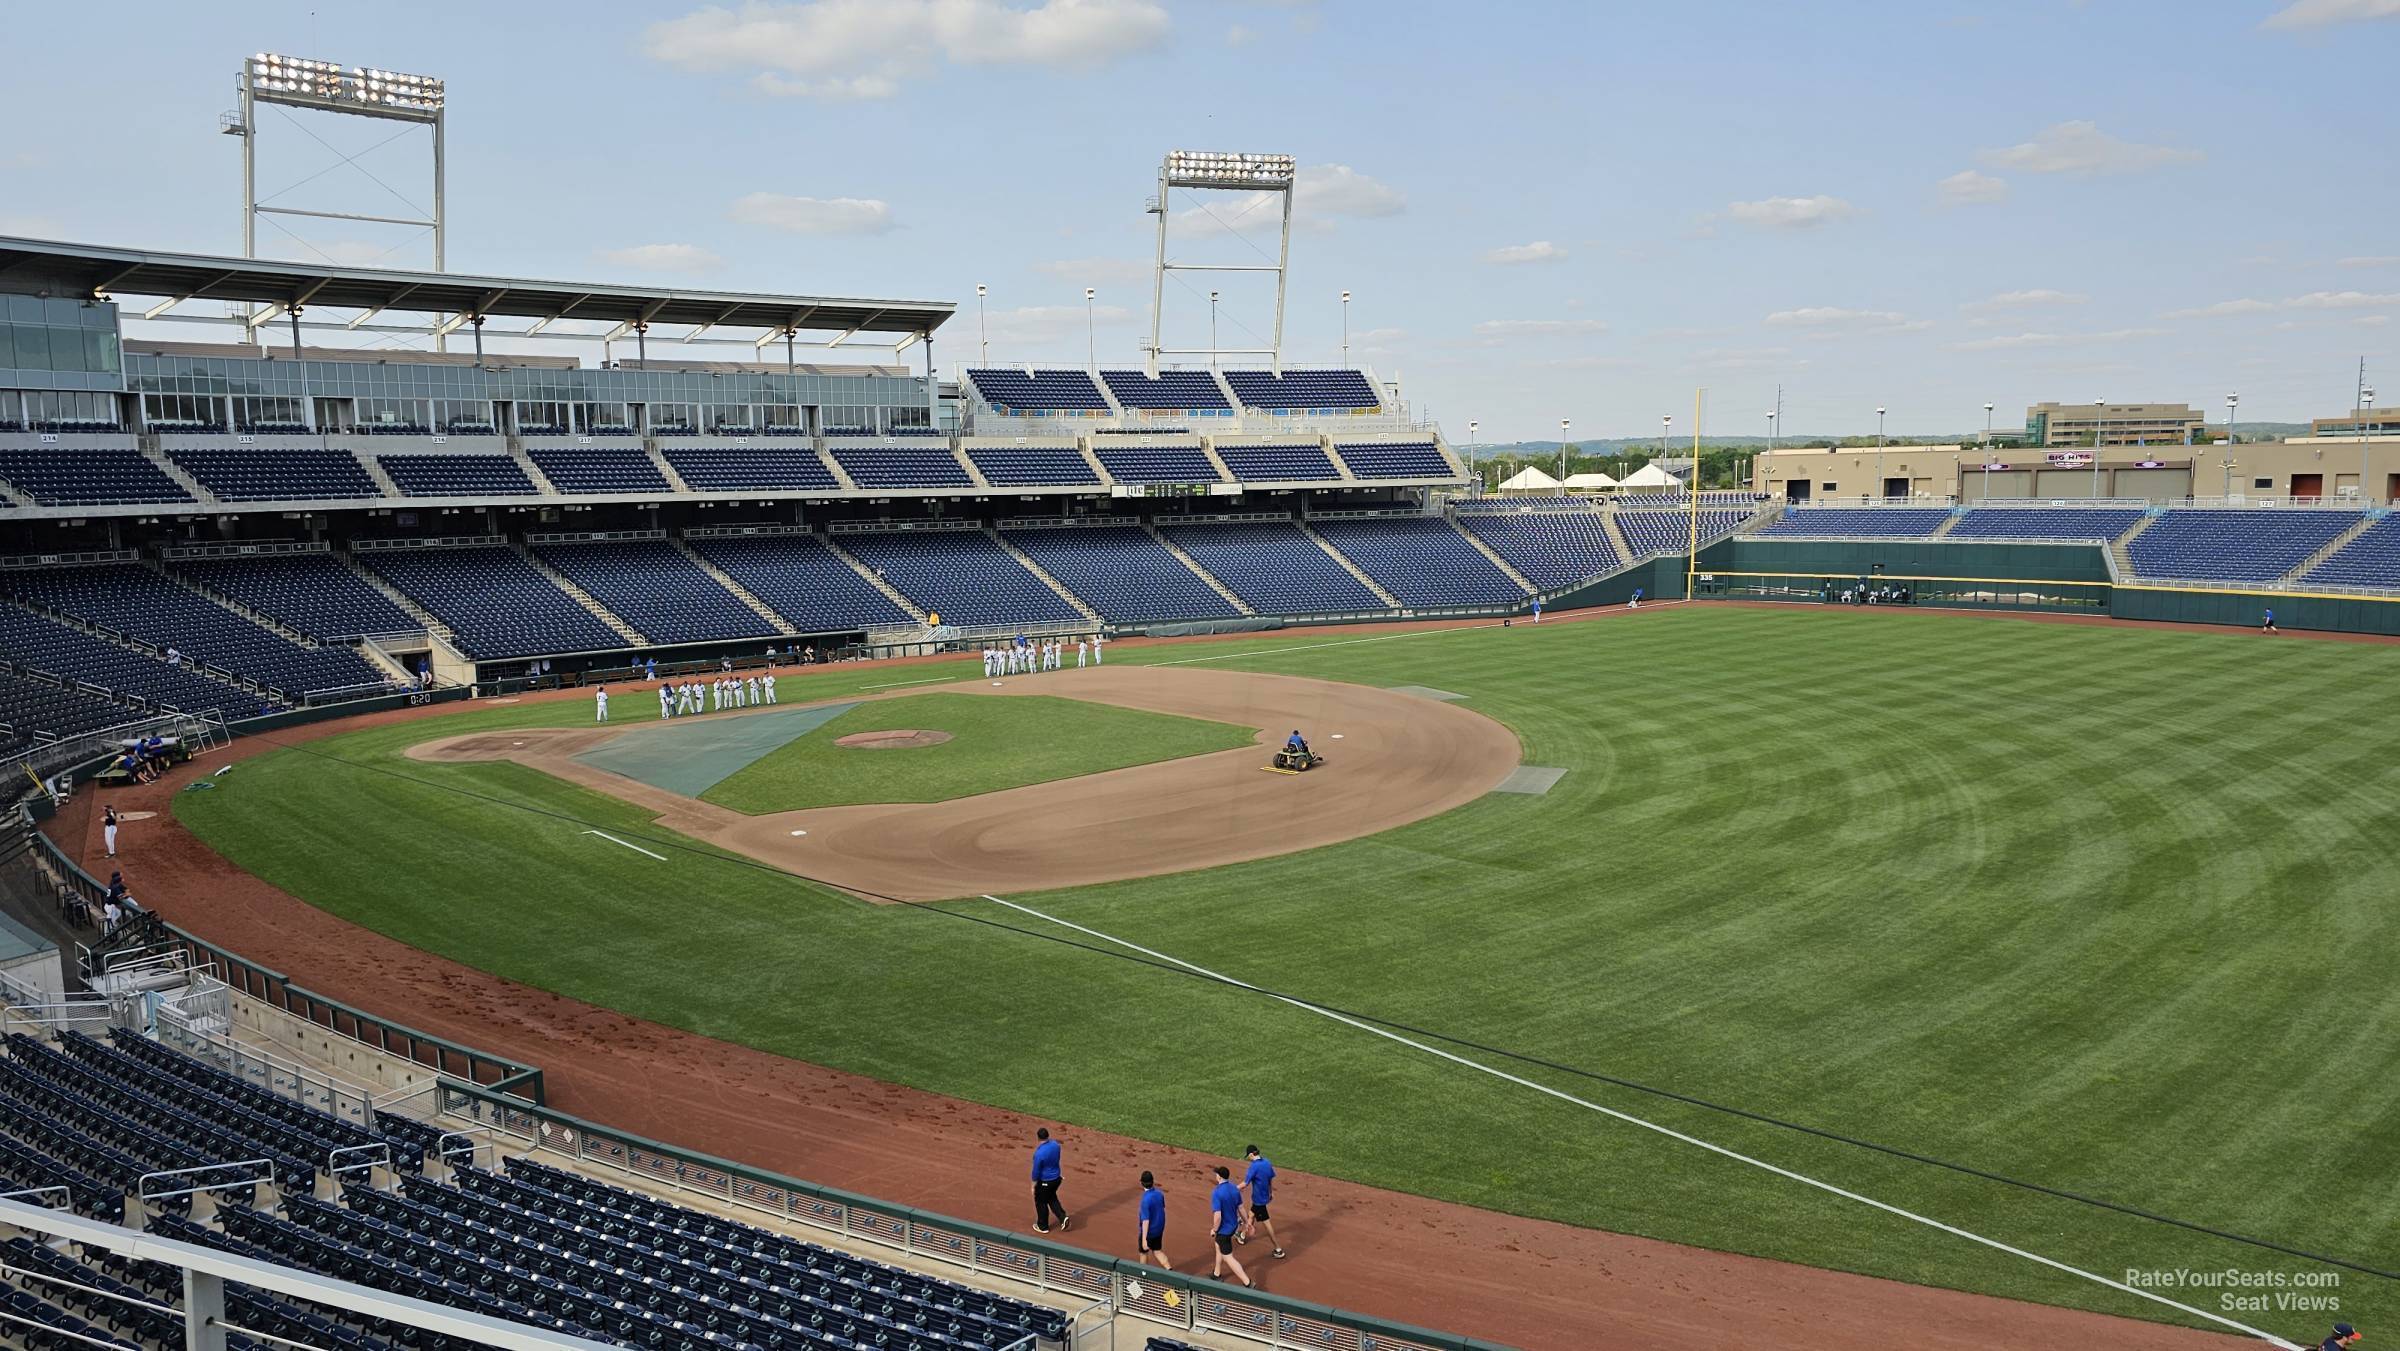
[1142,524,1256,616]
[672,538,798,637]
[510,543,648,646]
[985,529,1102,624]
[1296,521,1400,606]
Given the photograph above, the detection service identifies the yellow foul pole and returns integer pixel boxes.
[1685,387,1704,600]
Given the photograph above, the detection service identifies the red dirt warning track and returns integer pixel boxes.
[65,647,2250,1351]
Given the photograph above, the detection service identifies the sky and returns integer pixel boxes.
[3,0,2395,441]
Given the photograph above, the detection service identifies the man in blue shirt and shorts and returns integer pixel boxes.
[1135,1170,1169,1269]
[1236,1145,1286,1258]
[1207,1165,1253,1287]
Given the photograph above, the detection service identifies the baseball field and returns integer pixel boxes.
[164,605,2400,1344]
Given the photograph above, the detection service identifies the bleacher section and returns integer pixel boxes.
[0,606,265,718]
[1100,369,1231,412]
[167,447,380,502]
[170,553,418,642]
[2303,514,2400,588]
[964,445,1100,487]
[1333,442,1450,480]
[661,445,839,492]
[966,368,1112,414]
[1308,518,1525,607]
[835,531,1082,627]
[1223,369,1380,411]
[1619,508,1752,557]
[1162,521,1384,614]
[525,447,671,496]
[685,533,917,633]
[375,454,537,498]
[360,547,626,658]
[6,565,384,698]
[2127,509,2364,583]
[1215,443,1341,482]
[0,446,192,506]
[1093,446,1221,484]
[1457,509,1622,589]
[530,539,776,645]
[1001,527,1238,622]
[1946,507,2146,541]
[0,667,129,758]
[828,445,973,490]
[1756,508,1951,538]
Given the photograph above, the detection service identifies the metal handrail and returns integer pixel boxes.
[137,1158,277,1204]
[328,1142,391,1185]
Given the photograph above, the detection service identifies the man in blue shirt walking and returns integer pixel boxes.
[1030,1127,1069,1233]
[1206,1165,1253,1287]
[1236,1145,1286,1259]
[1135,1170,1169,1270]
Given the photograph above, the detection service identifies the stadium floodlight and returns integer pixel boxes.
[975,284,988,365]
[1148,149,1299,376]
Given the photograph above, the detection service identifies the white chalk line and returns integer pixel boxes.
[1151,601,1691,667]
[581,829,667,861]
[979,894,2298,1348]
[858,676,952,691]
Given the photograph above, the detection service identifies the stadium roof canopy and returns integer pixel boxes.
[0,236,954,342]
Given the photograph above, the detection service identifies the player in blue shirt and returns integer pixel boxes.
[1135,1170,1169,1269]
[1236,1145,1286,1258]
[2263,607,2279,634]
[1029,1127,1069,1233]
[1206,1165,1253,1287]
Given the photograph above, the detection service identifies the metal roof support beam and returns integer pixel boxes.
[681,301,746,344]
[344,283,422,330]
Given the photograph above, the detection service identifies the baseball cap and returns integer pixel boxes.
[2334,1324,2356,1338]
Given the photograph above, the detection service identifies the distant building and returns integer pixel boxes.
[2025,401,2207,448]
[2310,406,2400,438]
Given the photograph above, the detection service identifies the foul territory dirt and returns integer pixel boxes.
[63,622,2252,1351]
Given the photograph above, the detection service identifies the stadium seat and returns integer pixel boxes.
[1755,508,1951,539]
[360,547,626,658]
[1333,442,1451,479]
[1160,520,1384,614]
[167,447,380,502]
[828,445,973,489]
[965,368,1112,413]
[2303,514,2400,588]
[0,606,267,719]
[1457,508,1622,588]
[5,565,385,700]
[1099,369,1231,413]
[1222,369,1380,411]
[1308,518,1526,606]
[835,531,1082,627]
[1093,446,1222,484]
[0,445,192,506]
[169,553,418,643]
[964,445,1100,487]
[684,533,917,633]
[662,445,839,492]
[1946,508,2146,541]
[1617,507,1753,557]
[1214,443,1342,482]
[2127,509,2365,583]
[530,539,776,645]
[526,448,670,495]
[375,454,538,498]
[1001,527,1239,622]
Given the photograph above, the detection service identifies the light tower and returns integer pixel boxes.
[1145,150,1298,376]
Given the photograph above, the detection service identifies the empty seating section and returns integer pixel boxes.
[828,445,973,489]
[1334,442,1451,479]
[171,553,416,641]
[1093,446,1221,483]
[0,668,128,756]
[1215,443,1340,482]
[0,447,191,505]
[1458,510,1622,588]
[2304,515,2400,587]
[662,445,838,492]
[1162,521,1383,613]
[1100,369,1230,411]
[1947,508,2146,541]
[375,454,536,497]
[167,447,379,501]
[531,540,773,645]
[525,447,669,495]
[836,532,1082,627]
[1310,518,1526,606]
[362,547,624,658]
[1619,508,1752,556]
[1223,369,1380,411]
[964,445,1099,486]
[0,607,264,718]
[967,368,1112,413]
[1757,508,1951,538]
[1002,527,1237,622]
[2127,509,2364,583]
[8,565,382,697]
[685,534,915,632]
[1615,491,1760,509]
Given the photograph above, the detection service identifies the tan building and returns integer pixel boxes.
[2310,406,2400,438]
[1751,438,2400,505]
[2025,401,2207,448]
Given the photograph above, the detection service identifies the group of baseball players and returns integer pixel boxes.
[591,671,780,723]
[981,632,1103,679]
[1031,1128,1285,1288]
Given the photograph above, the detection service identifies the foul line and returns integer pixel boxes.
[857,675,954,691]
[1153,601,1691,667]
[580,829,666,861]
[980,894,2299,1349]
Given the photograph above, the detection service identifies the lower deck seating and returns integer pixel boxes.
[2303,514,2400,588]
[1457,509,1622,588]
[1756,508,1951,538]
[835,531,1083,627]
[1161,521,1385,613]
[1308,518,1525,606]
[0,668,129,759]
[1618,508,1752,556]
[530,539,773,645]
[0,607,266,718]
[1001,527,1237,622]
[684,533,916,633]
[2127,509,2364,583]
[6,565,383,698]
[170,553,417,641]
[1945,507,2146,541]
[361,547,625,658]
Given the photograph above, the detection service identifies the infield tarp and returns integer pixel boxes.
[574,702,859,798]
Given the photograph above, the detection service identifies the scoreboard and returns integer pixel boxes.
[1111,483,1229,498]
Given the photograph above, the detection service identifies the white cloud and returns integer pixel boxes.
[1482,240,1567,265]
[2263,0,2400,28]
[2289,290,2400,309]
[1473,319,1607,340]
[1763,307,1928,336]
[1935,169,2009,206]
[1032,256,1151,284]
[2162,298,2274,319]
[645,0,1170,99]
[728,192,895,235]
[1980,121,2202,176]
[2358,314,2394,327]
[1964,289,2087,312]
[2339,255,2400,268]
[1174,163,1402,236]
[1945,327,2166,352]
[1723,195,1858,230]
[597,243,725,273]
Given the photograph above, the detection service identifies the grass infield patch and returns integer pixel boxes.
[697,692,1257,813]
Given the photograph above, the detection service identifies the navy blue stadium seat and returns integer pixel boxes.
[663,445,838,492]
[1756,508,1951,539]
[2127,509,2364,583]
[965,445,1099,486]
[376,454,537,498]
[1223,369,1380,411]
[1457,508,1622,588]
[526,448,671,495]
[171,553,417,642]
[1946,508,2146,541]
[1160,521,1384,614]
[1094,446,1222,484]
[168,447,380,502]
[1100,369,1231,412]
[1001,527,1238,622]
[1333,442,1451,479]
[1617,507,1752,557]
[1308,518,1526,607]
[1214,443,1341,482]
[829,445,973,489]
[6,565,385,699]
[684,533,916,633]
[0,607,266,719]
[360,547,625,658]
[966,368,1111,413]
[2304,514,2400,588]
[836,531,1082,627]
[530,539,775,645]
[0,446,192,505]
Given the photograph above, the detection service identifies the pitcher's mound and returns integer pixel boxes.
[835,729,954,750]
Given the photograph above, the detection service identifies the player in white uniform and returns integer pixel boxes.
[1076,638,1088,668]
[746,675,762,705]
[1092,632,1106,665]
[596,685,609,722]
[763,674,778,704]
[659,684,673,719]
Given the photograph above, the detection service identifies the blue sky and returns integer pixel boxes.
[3,0,2394,440]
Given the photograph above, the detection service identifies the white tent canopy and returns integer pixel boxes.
[1563,471,1619,490]
[1618,463,1683,488]
[1495,466,1562,493]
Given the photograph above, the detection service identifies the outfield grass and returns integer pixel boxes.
[698,692,1255,814]
[172,610,2400,1339]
